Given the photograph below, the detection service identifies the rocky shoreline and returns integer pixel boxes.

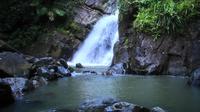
[0,51,199,109]
[0,52,74,107]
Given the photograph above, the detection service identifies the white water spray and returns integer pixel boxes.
[68,10,119,66]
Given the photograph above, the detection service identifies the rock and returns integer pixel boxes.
[133,106,150,112]
[105,102,135,112]
[78,98,118,112]
[85,0,117,14]
[83,71,97,75]
[28,57,72,79]
[47,73,63,81]
[188,68,200,87]
[0,78,27,99]
[0,82,15,108]
[57,66,70,76]
[0,69,13,78]
[59,59,68,68]
[24,76,48,92]
[23,30,81,60]
[151,107,165,112]
[113,7,200,75]
[34,57,54,67]
[106,63,126,75]
[68,66,75,72]
[0,52,31,77]
[76,63,84,68]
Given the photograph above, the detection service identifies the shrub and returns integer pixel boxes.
[119,0,200,38]
[0,0,84,49]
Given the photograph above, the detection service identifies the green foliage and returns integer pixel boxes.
[0,0,83,49]
[31,0,83,21]
[8,26,46,49]
[119,0,200,38]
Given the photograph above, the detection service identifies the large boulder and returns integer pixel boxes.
[0,52,31,77]
[28,57,71,79]
[0,82,15,108]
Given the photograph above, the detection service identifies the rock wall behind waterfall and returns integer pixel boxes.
[21,0,117,59]
[113,8,200,76]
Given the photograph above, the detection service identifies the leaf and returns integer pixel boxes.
[53,8,65,16]
[37,7,48,16]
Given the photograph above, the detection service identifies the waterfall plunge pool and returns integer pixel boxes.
[1,74,200,112]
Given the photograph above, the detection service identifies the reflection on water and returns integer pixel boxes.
[1,75,200,112]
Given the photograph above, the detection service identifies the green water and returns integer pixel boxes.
[1,75,200,112]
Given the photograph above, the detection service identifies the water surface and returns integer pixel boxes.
[2,75,200,112]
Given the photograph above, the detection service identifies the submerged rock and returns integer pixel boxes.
[0,82,15,108]
[188,68,200,87]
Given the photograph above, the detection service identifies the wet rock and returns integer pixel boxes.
[105,102,135,112]
[151,107,165,112]
[24,76,48,92]
[28,57,72,79]
[106,63,126,75]
[47,73,63,81]
[57,66,70,76]
[133,106,150,112]
[79,98,158,112]
[0,78,27,99]
[188,68,200,87]
[76,63,84,68]
[78,98,118,112]
[0,82,15,108]
[68,66,75,72]
[0,52,31,77]
[59,59,68,69]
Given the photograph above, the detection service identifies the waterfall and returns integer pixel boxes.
[68,10,119,67]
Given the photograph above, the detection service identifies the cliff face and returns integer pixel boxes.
[114,8,200,75]
[21,0,117,59]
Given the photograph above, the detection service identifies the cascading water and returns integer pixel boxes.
[68,10,119,66]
